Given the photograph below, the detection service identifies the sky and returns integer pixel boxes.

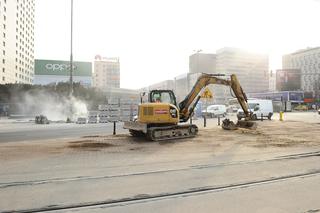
[35,0,320,89]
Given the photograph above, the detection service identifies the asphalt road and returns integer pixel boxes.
[1,149,320,212]
[69,173,320,213]
[0,112,319,212]
[0,111,318,143]
[0,122,126,143]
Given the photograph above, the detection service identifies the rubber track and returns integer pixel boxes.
[148,124,198,141]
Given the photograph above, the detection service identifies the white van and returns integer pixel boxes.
[202,105,227,118]
[237,99,273,120]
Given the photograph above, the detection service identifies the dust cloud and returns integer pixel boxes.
[16,90,88,121]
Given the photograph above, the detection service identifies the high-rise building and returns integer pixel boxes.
[275,69,301,91]
[282,47,320,99]
[148,80,175,91]
[147,48,269,105]
[214,47,269,103]
[189,53,216,74]
[268,71,276,92]
[0,0,35,84]
[186,48,269,104]
[93,55,120,90]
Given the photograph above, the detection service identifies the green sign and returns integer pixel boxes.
[35,59,92,76]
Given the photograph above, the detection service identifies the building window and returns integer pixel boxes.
[2,50,5,55]
[3,41,5,46]
[2,76,5,81]
[2,68,5,73]
[2,59,5,64]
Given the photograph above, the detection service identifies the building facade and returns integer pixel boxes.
[269,71,276,92]
[189,53,216,74]
[0,0,35,84]
[248,91,304,104]
[146,47,269,105]
[34,59,92,87]
[148,80,175,91]
[276,69,301,91]
[93,56,120,90]
[173,72,206,103]
[214,47,269,103]
[282,47,320,99]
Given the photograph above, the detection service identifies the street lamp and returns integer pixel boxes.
[67,0,74,122]
[69,0,73,96]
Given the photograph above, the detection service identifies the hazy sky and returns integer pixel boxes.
[35,0,320,89]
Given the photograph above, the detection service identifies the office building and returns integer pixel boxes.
[189,53,216,74]
[0,0,35,84]
[269,71,276,92]
[148,80,174,91]
[34,59,92,87]
[276,69,301,91]
[282,47,320,99]
[214,47,269,103]
[93,55,120,89]
[147,47,269,105]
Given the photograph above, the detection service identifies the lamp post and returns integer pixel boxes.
[67,0,74,122]
[69,0,74,96]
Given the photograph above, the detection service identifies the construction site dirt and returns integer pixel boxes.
[0,112,320,212]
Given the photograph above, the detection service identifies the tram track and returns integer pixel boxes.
[4,169,320,213]
[1,150,319,189]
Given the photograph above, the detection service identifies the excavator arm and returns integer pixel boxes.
[178,73,251,122]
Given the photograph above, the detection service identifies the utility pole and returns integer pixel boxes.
[69,0,74,96]
[67,0,74,122]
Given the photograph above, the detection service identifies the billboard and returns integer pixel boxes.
[35,59,92,76]
[276,69,301,91]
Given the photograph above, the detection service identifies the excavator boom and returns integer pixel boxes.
[178,73,251,122]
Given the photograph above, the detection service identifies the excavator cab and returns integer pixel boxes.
[149,90,177,106]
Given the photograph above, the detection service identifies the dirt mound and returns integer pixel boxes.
[68,141,116,149]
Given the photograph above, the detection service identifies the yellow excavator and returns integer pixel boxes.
[124,73,256,141]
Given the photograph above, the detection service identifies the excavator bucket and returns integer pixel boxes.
[221,118,257,130]
[236,120,257,129]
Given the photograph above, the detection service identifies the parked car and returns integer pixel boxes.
[35,115,49,124]
[294,104,308,111]
[237,99,273,120]
[226,105,238,113]
[318,108,320,115]
[202,105,227,118]
[76,117,87,124]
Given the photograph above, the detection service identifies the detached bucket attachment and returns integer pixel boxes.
[222,119,238,130]
[236,120,257,129]
[222,119,257,130]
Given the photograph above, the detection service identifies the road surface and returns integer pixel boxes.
[1,111,318,143]
[0,122,126,143]
[0,112,319,212]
